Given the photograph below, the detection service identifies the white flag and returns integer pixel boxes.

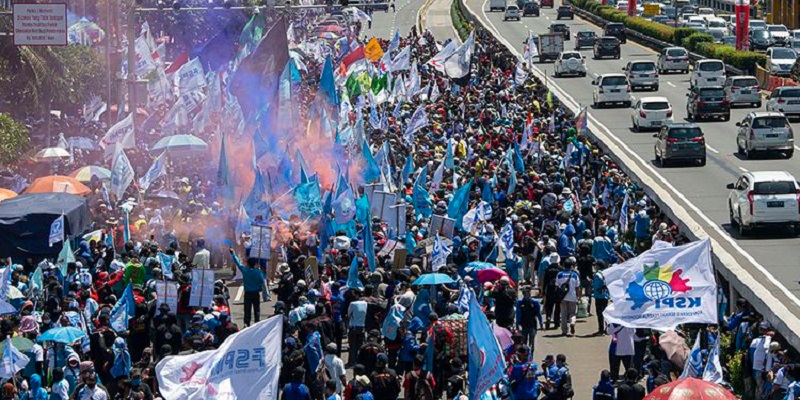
[462,200,492,233]
[0,338,30,379]
[156,315,282,399]
[444,30,475,79]
[499,220,515,258]
[134,36,157,77]
[524,30,539,62]
[49,215,65,247]
[515,58,528,85]
[138,151,168,191]
[431,234,451,272]
[602,239,718,330]
[427,40,458,73]
[702,334,725,384]
[175,57,206,95]
[390,46,411,72]
[406,61,421,95]
[431,161,445,190]
[404,105,428,139]
[99,113,135,153]
[110,144,135,200]
[430,83,441,102]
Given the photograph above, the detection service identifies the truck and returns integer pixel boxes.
[537,33,565,62]
[540,0,554,8]
[489,0,507,11]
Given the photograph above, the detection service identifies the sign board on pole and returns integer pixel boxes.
[370,191,397,220]
[13,3,68,46]
[643,3,660,15]
[430,214,456,238]
[155,281,179,314]
[250,224,272,260]
[189,269,216,307]
[304,256,319,283]
[364,183,385,202]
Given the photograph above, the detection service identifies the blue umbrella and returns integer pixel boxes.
[465,261,495,271]
[37,327,86,344]
[412,273,455,286]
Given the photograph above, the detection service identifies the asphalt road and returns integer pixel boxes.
[360,0,428,38]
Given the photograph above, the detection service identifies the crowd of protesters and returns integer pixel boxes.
[0,7,791,400]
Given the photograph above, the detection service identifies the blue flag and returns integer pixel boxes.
[158,252,175,279]
[354,194,371,225]
[347,257,364,290]
[482,179,494,203]
[364,210,377,272]
[361,140,381,183]
[413,183,433,221]
[382,304,405,340]
[703,334,725,384]
[513,141,525,172]
[413,287,432,326]
[414,165,428,190]
[448,178,474,228]
[294,180,322,216]
[319,56,338,107]
[304,331,324,373]
[109,283,135,333]
[508,167,517,196]
[405,230,417,254]
[244,168,271,219]
[468,288,507,399]
[680,331,704,379]
[402,154,414,184]
[444,140,454,170]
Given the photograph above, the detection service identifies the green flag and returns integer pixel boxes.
[345,73,361,99]
[371,73,388,95]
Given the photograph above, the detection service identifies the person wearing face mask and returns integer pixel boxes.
[75,373,109,400]
[128,369,153,400]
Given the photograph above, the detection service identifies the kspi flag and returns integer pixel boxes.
[602,239,717,329]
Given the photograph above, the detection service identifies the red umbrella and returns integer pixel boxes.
[476,267,513,285]
[645,378,736,400]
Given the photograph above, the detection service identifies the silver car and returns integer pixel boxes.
[736,111,795,159]
[723,76,762,107]
[623,60,659,91]
[657,47,689,74]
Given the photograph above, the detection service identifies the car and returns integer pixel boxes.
[651,15,670,25]
[791,29,800,41]
[765,47,797,77]
[557,5,574,19]
[623,60,659,91]
[721,35,736,46]
[574,31,596,49]
[686,86,730,121]
[727,171,800,236]
[489,0,507,12]
[791,39,800,52]
[657,46,689,73]
[504,5,521,20]
[690,59,725,88]
[554,51,587,77]
[592,73,632,108]
[685,22,708,33]
[522,1,540,16]
[540,0,553,7]
[766,86,800,120]
[604,22,627,43]
[706,17,729,37]
[653,123,706,167]
[735,111,794,159]
[593,36,621,59]
[616,1,628,11]
[631,96,673,131]
[767,24,791,46]
[749,19,768,32]
[749,28,775,51]
[723,75,762,107]
[549,23,571,40]
[697,7,715,16]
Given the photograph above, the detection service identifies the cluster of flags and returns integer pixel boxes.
[680,331,725,385]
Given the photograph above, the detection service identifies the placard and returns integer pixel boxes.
[370,191,397,220]
[383,203,407,236]
[189,269,215,307]
[250,224,272,260]
[430,214,456,238]
[304,256,319,283]
[13,3,68,46]
[155,281,179,314]
[393,248,407,270]
[363,183,385,202]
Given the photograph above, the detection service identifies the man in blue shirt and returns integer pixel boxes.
[592,261,611,335]
[516,286,544,355]
[281,367,312,400]
[508,347,542,400]
[230,249,266,327]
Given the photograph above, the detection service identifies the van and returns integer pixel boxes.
[489,0,507,11]
[653,123,706,167]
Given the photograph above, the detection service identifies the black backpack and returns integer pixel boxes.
[557,369,575,398]
[555,281,570,303]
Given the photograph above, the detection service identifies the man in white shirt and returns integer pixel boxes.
[324,343,347,394]
[348,294,368,366]
[750,324,774,400]
[76,375,109,400]
[607,324,636,383]
[555,261,581,337]
[192,240,211,269]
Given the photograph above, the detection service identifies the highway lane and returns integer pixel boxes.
[467,0,800,298]
[361,0,427,38]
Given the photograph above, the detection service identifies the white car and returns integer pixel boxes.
[690,59,725,88]
[554,51,586,77]
[765,47,797,77]
[631,96,673,132]
[749,19,767,32]
[727,171,800,236]
[735,111,794,159]
[767,24,791,46]
[623,60,659,91]
[791,29,800,41]
[697,7,715,17]
[767,86,800,119]
[723,75,761,107]
[657,47,690,74]
[504,5,521,20]
[592,73,632,108]
[706,17,729,37]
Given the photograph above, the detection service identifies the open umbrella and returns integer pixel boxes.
[0,189,17,202]
[147,189,181,202]
[465,261,495,271]
[66,136,98,150]
[658,330,689,368]
[476,267,511,284]
[37,327,87,344]
[493,323,514,350]
[25,176,91,196]
[69,166,111,182]
[6,286,24,300]
[151,134,208,155]
[34,147,70,162]
[412,273,455,286]
[0,337,34,357]
[644,378,736,400]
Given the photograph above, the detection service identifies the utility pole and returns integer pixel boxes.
[126,0,137,133]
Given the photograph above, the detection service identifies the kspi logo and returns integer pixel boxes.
[624,262,695,310]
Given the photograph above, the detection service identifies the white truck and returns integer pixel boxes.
[489,0,507,12]
[537,33,565,63]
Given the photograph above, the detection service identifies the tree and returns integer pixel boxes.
[0,113,30,166]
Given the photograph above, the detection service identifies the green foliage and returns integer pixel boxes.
[681,33,714,52]
[672,27,699,46]
[625,17,675,43]
[0,113,30,166]
[727,350,746,396]
[50,46,107,112]
[451,0,472,41]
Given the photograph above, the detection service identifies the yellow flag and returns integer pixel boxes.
[364,37,384,62]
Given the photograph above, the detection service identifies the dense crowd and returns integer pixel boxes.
[0,7,791,400]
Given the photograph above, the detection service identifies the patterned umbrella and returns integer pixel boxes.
[69,166,111,182]
[644,378,736,400]
[34,147,70,161]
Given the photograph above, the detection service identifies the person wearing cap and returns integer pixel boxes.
[542,354,574,400]
[555,259,581,337]
[229,248,267,327]
[516,285,544,354]
[280,367,312,400]
[508,346,542,400]
[353,375,374,400]
[357,329,386,373]
[323,343,347,395]
[369,353,401,399]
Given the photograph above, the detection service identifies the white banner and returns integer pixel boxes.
[156,315,282,399]
[175,57,206,95]
[189,269,215,308]
[602,239,717,329]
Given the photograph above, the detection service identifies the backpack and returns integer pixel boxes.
[412,370,435,400]
[446,373,467,398]
[372,371,400,398]
[557,369,575,398]
[555,281,570,303]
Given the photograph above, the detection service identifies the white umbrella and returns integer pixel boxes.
[35,147,70,161]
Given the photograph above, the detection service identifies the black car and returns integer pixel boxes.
[593,36,621,59]
[574,30,596,49]
[749,28,774,51]
[604,22,627,43]
[522,1,540,16]
[549,23,571,40]
[556,5,574,19]
[686,86,731,121]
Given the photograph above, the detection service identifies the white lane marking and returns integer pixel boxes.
[235,286,244,303]
[472,0,800,319]
[739,166,749,172]
[706,144,720,154]
[545,16,550,20]
[667,82,676,88]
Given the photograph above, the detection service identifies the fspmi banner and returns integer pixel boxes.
[602,239,717,330]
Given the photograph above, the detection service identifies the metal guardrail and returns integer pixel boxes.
[571,7,746,75]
